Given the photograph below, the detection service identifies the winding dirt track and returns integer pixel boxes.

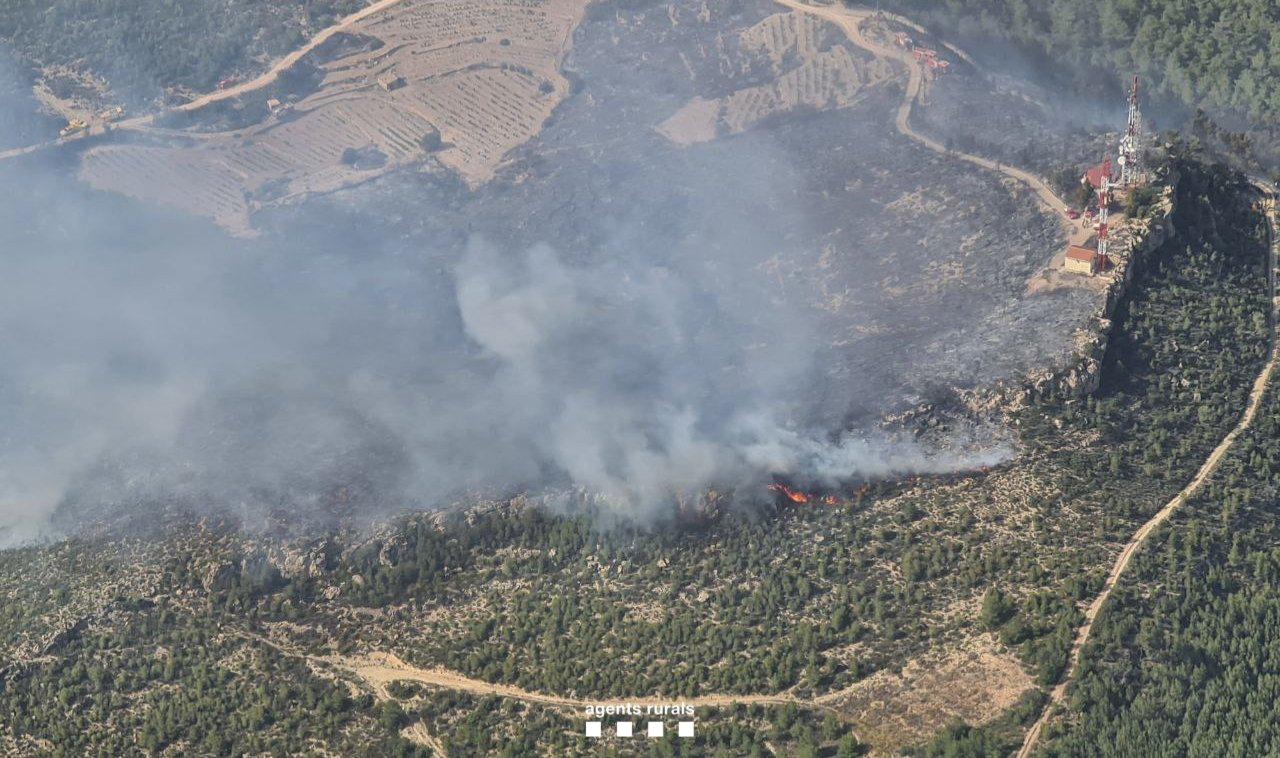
[769,3,1280,753]
[117,0,411,128]
[12,3,1277,751]
[0,140,52,162]
[323,651,805,711]
[0,0,411,161]
[1014,187,1280,757]
[151,0,410,117]
[237,628,818,714]
[316,650,864,755]
[773,0,1074,226]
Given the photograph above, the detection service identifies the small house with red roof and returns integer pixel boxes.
[1082,163,1108,190]
[1064,244,1101,276]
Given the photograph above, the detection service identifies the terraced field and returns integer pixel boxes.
[659,13,894,144]
[78,0,589,233]
[68,0,1095,406]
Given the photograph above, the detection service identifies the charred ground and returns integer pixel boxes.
[3,0,1274,756]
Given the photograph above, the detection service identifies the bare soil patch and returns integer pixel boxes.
[824,635,1034,755]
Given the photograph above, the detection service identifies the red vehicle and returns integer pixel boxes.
[1065,208,1081,220]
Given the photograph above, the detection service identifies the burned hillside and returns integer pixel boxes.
[0,0,1137,536]
[268,0,1094,424]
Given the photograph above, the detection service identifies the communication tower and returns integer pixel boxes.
[1096,155,1112,270]
[1117,76,1143,185]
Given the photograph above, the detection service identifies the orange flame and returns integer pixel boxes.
[767,483,809,504]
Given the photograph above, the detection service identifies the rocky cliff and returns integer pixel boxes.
[1003,173,1179,411]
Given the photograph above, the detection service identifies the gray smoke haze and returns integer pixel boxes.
[0,66,1010,548]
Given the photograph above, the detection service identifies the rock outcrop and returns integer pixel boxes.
[983,173,1180,413]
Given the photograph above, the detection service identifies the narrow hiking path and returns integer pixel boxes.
[1014,186,1280,757]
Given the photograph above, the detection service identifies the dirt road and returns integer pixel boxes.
[0,140,56,162]
[147,0,404,124]
[193,0,407,111]
[769,3,1280,752]
[324,651,804,710]
[239,629,811,714]
[317,650,865,753]
[774,0,1079,240]
[0,0,411,161]
[1014,186,1280,757]
[117,0,410,130]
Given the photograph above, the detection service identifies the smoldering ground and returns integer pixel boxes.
[2,10,1067,547]
[0,138,1014,547]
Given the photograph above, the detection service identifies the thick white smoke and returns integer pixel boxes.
[0,188,1008,547]
[450,238,1010,515]
[0,57,1015,548]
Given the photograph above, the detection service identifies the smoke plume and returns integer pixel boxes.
[0,63,1009,547]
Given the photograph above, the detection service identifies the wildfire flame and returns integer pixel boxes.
[762,481,844,507]
[767,484,843,506]
[767,483,809,504]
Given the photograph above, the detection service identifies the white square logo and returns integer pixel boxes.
[647,721,664,737]
[678,721,695,738]
[616,721,633,737]
[585,721,601,738]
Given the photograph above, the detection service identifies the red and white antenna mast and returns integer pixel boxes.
[1118,75,1143,185]
[1097,155,1112,270]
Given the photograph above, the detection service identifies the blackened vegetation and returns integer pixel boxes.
[342,145,389,170]
[919,148,1272,754]
[0,154,1269,753]
[1002,148,1268,680]
[0,55,60,150]
[915,58,1114,191]
[3,149,1273,755]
